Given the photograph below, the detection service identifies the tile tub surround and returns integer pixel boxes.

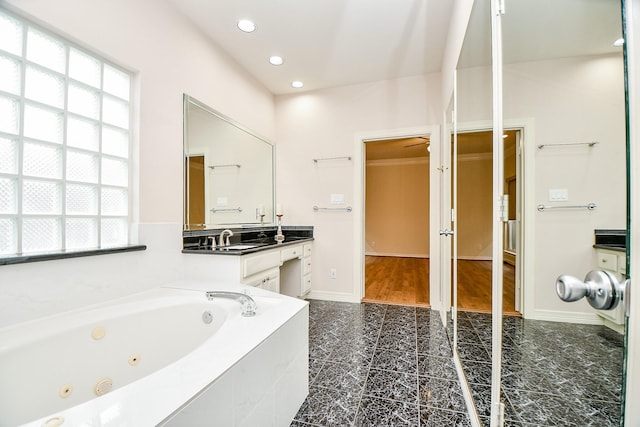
[452,311,624,426]
[292,301,471,426]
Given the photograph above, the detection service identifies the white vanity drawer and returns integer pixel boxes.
[597,252,618,272]
[302,274,312,295]
[303,244,312,258]
[303,258,312,275]
[281,245,303,262]
[243,251,281,278]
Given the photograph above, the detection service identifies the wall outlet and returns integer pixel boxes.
[330,268,337,279]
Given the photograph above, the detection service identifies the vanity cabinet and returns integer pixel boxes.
[595,248,626,330]
[274,242,312,298]
[183,238,313,298]
[302,244,312,295]
[244,267,280,293]
[238,241,312,298]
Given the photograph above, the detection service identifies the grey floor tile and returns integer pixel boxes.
[308,358,325,384]
[313,359,369,394]
[370,348,418,374]
[354,395,419,427]
[328,341,376,366]
[419,407,472,427]
[418,377,467,412]
[292,386,360,426]
[377,330,418,352]
[363,368,419,403]
[304,300,624,427]
[417,336,452,357]
[417,354,457,380]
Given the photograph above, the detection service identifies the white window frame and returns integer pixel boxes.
[0,7,133,258]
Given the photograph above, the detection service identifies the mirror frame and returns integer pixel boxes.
[183,94,275,230]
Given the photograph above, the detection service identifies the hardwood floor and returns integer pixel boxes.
[363,256,430,306]
[363,256,518,315]
[456,259,517,315]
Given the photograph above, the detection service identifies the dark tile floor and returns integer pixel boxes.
[292,301,625,426]
[291,300,472,426]
[453,311,624,427]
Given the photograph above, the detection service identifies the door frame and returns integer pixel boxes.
[452,119,532,317]
[624,0,640,420]
[353,125,441,307]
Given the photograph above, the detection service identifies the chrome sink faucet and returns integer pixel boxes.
[206,291,256,317]
[219,229,233,247]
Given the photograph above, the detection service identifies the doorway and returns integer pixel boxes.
[363,136,430,306]
[185,154,205,229]
[454,129,521,315]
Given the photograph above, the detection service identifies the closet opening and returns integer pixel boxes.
[363,136,430,306]
[454,129,521,315]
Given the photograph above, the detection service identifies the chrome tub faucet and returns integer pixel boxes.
[206,291,256,317]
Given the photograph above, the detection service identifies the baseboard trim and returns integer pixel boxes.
[305,290,360,303]
[457,256,492,261]
[365,252,429,258]
[533,309,603,325]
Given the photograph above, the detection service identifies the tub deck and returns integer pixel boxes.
[0,282,308,427]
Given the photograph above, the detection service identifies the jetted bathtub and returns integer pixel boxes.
[0,282,309,427]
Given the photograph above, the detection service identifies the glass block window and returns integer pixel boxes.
[0,8,132,255]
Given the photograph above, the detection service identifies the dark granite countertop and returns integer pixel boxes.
[181,236,314,256]
[182,225,314,256]
[593,229,626,252]
[593,244,626,252]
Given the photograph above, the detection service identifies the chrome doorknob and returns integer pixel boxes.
[556,274,589,302]
[555,270,628,312]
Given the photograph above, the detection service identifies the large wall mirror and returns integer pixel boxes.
[453,0,627,425]
[183,95,275,230]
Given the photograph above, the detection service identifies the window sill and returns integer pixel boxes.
[0,245,147,266]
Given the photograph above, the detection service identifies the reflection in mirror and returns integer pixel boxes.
[454,0,626,424]
[183,95,274,230]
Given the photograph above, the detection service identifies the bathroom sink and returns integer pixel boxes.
[222,244,265,250]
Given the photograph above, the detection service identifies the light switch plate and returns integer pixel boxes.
[549,189,569,202]
[330,193,345,204]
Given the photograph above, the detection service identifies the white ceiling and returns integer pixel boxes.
[167,0,454,95]
[459,0,623,68]
[167,0,624,161]
[167,0,623,97]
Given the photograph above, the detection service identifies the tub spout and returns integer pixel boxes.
[206,291,256,317]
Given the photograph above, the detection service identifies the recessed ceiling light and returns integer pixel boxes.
[237,19,256,33]
[613,38,624,47]
[291,81,304,88]
[269,56,284,66]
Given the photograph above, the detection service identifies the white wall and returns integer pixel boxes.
[365,158,430,258]
[0,0,275,327]
[0,0,625,328]
[459,53,626,320]
[275,74,441,301]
